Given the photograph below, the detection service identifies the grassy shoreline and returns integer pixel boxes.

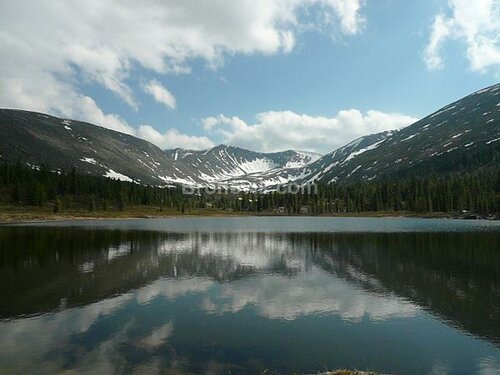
[0,204,493,224]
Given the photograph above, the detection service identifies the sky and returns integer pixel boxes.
[0,0,499,154]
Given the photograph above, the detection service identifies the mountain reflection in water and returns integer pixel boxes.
[0,221,499,374]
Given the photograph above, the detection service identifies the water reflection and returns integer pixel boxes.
[0,224,499,374]
[201,270,418,321]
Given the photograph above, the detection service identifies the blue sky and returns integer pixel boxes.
[1,0,499,153]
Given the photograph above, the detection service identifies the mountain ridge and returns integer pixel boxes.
[0,109,319,188]
[0,83,499,191]
[256,83,500,189]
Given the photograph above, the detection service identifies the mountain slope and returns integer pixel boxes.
[261,83,499,188]
[0,109,319,188]
[1,84,498,190]
[0,109,200,186]
[306,83,500,184]
[230,131,394,191]
[164,145,321,188]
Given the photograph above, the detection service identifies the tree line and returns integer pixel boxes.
[0,162,498,215]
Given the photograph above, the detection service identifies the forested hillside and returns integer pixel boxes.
[1,84,499,192]
[1,162,498,218]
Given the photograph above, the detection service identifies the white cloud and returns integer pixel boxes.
[0,66,135,135]
[0,0,366,143]
[323,0,367,35]
[135,278,214,305]
[0,60,210,150]
[203,109,417,153]
[424,15,453,70]
[136,322,174,349]
[478,357,500,375]
[0,293,134,372]
[138,125,215,150]
[202,269,419,321]
[142,80,176,110]
[424,0,500,72]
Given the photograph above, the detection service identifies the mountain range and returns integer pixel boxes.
[1,83,499,191]
[259,83,500,189]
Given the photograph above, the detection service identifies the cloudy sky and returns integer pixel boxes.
[1,0,499,153]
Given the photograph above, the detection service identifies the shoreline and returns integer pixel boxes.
[0,206,496,225]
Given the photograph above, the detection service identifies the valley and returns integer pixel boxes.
[1,84,499,192]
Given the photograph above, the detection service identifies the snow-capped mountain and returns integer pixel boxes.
[164,145,321,189]
[206,131,394,191]
[0,109,195,186]
[0,109,320,188]
[293,83,500,185]
[0,83,498,191]
[293,131,394,185]
[228,83,500,190]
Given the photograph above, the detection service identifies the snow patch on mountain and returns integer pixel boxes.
[430,105,456,118]
[239,159,277,174]
[104,169,133,182]
[343,139,386,163]
[486,137,500,145]
[80,157,97,165]
[402,134,417,141]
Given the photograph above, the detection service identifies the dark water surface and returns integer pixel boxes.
[1,217,499,374]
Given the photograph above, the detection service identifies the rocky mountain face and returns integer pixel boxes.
[202,131,394,191]
[0,109,201,186]
[300,83,500,184]
[0,109,319,188]
[1,83,499,191]
[258,83,500,189]
[163,145,320,188]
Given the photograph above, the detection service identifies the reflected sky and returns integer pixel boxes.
[0,218,499,374]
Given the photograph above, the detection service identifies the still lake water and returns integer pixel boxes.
[1,217,500,374]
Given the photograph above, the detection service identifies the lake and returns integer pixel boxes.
[0,217,499,374]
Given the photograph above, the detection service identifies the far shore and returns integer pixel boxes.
[0,205,496,224]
